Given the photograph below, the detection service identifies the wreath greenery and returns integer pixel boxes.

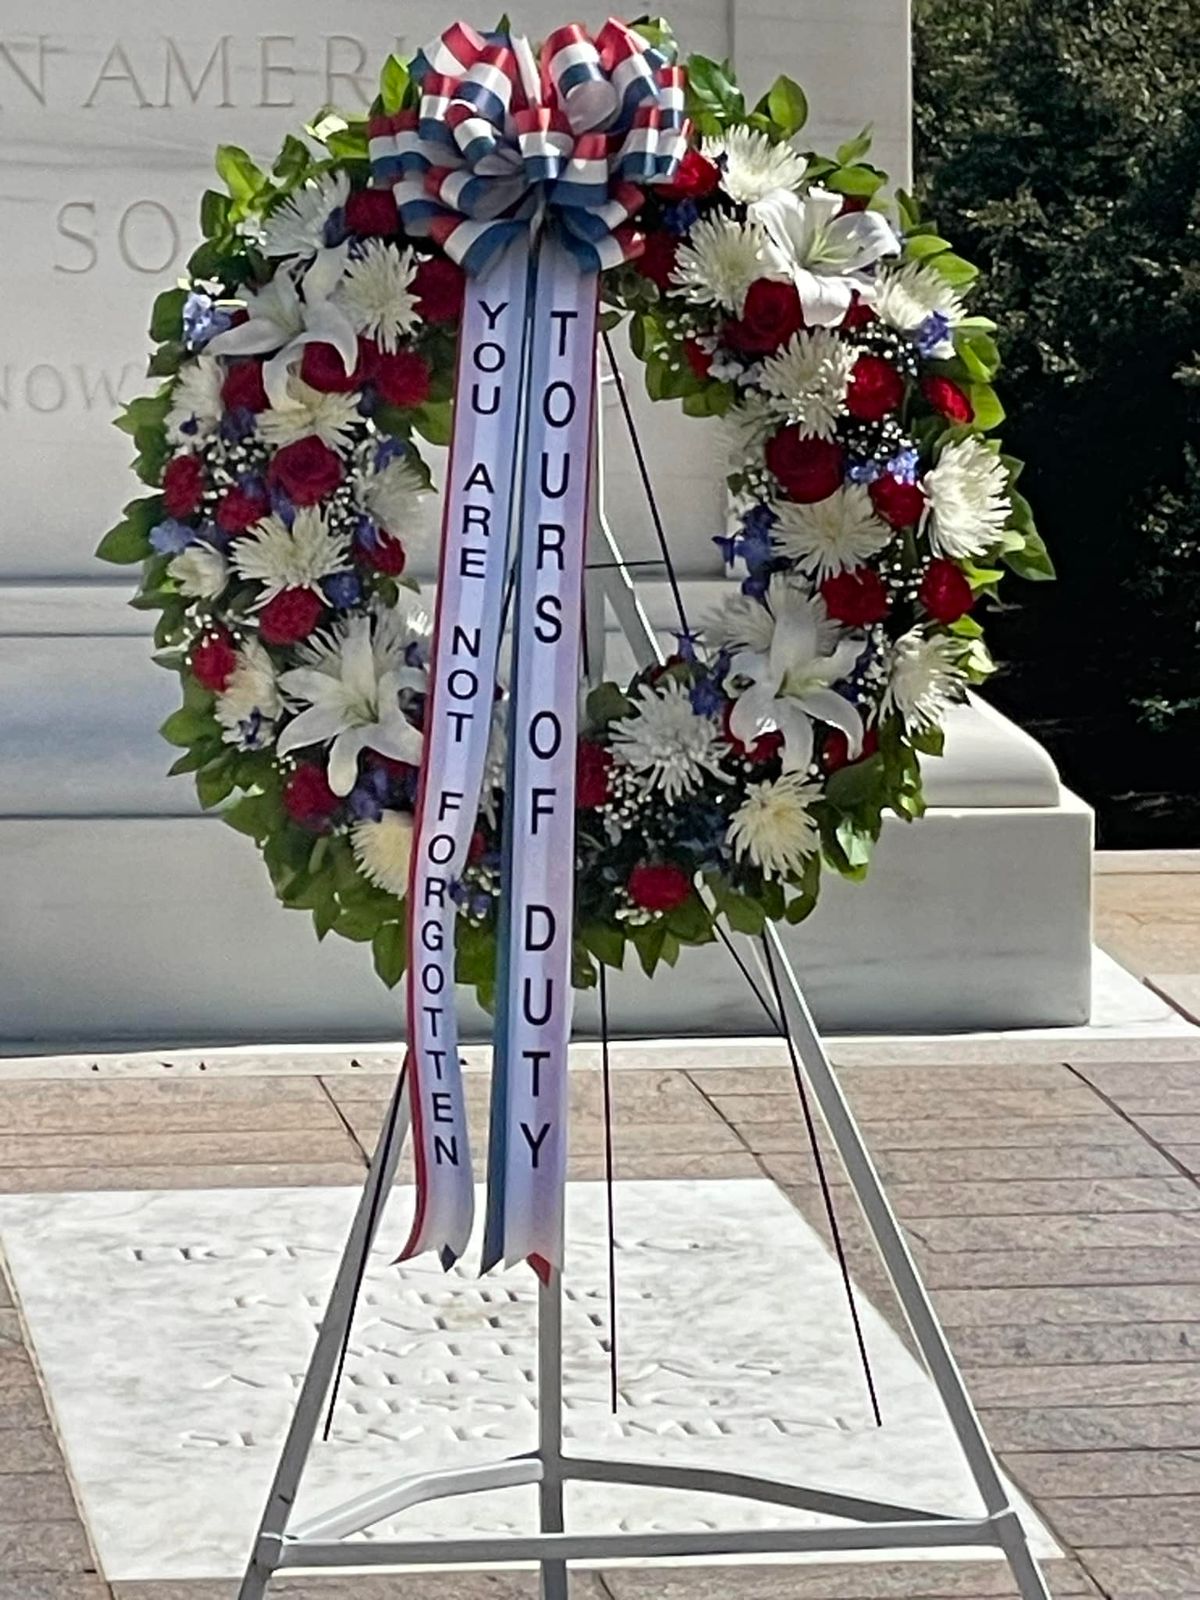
[97,24,1052,1001]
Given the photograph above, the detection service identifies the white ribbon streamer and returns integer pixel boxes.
[483,235,599,1274]
[402,238,533,1265]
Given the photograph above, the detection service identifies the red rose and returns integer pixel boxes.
[299,340,363,393]
[765,428,844,503]
[215,485,270,534]
[627,861,692,913]
[724,279,804,354]
[344,187,398,237]
[869,474,926,528]
[821,567,890,626]
[720,700,783,764]
[659,145,720,200]
[268,437,343,506]
[634,230,678,291]
[576,741,613,808]
[283,763,341,830]
[362,530,408,575]
[920,558,975,623]
[221,360,269,413]
[839,195,870,216]
[468,828,487,863]
[682,338,713,380]
[921,375,975,424]
[840,293,877,331]
[846,354,906,421]
[162,453,204,517]
[259,587,324,645]
[371,349,432,408]
[190,629,238,693]
[823,725,879,773]
[412,256,465,324]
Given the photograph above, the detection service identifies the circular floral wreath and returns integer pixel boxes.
[98,27,1052,1001]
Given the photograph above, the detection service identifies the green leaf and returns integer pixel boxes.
[835,125,873,166]
[222,793,275,840]
[379,54,409,115]
[372,922,408,988]
[215,144,265,205]
[929,251,980,289]
[766,74,808,137]
[96,517,152,565]
[823,164,886,198]
[195,761,236,810]
[581,920,626,969]
[1004,528,1056,581]
[411,400,453,445]
[149,287,187,344]
[954,327,1001,382]
[271,135,313,185]
[665,889,713,944]
[903,233,952,262]
[160,706,217,747]
[967,383,1005,430]
[585,681,633,728]
[684,53,745,134]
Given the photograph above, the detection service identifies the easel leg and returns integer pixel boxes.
[538,1268,569,1600]
[761,929,1051,1600]
[236,1068,411,1600]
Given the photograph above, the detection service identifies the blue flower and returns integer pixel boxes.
[182,292,233,350]
[269,484,296,527]
[323,207,348,248]
[148,518,197,555]
[354,514,381,551]
[915,312,951,357]
[663,199,700,236]
[323,571,363,609]
[349,767,389,822]
[886,446,920,484]
[847,456,883,484]
[741,569,770,600]
[220,407,256,444]
[690,677,724,717]
[713,532,738,565]
[672,629,701,663]
[374,437,409,470]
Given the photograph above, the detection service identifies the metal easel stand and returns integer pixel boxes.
[235,371,1052,1600]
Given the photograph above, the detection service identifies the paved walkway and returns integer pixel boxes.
[3,1038,1200,1600]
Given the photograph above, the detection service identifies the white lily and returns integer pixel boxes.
[751,186,900,327]
[277,614,424,795]
[727,584,866,772]
[206,246,358,408]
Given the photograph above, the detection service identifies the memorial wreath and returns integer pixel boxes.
[98,19,1052,1012]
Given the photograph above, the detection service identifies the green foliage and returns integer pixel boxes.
[914,0,1200,835]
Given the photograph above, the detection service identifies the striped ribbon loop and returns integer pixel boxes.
[367,16,691,275]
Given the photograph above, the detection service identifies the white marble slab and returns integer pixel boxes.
[0,1181,1052,1580]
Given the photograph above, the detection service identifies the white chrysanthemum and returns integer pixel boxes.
[882,629,967,730]
[362,454,426,536]
[260,172,350,260]
[215,639,280,750]
[671,215,786,316]
[166,357,224,445]
[773,484,891,578]
[727,772,821,880]
[923,436,1011,560]
[333,241,419,353]
[758,329,857,438]
[367,592,432,676]
[703,127,808,204]
[706,590,777,654]
[277,613,424,794]
[257,377,361,451]
[610,678,728,803]
[169,542,228,600]
[718,395,777,468]
[874,262,965,353]
[232,507,350,601]
[352,808,414,897]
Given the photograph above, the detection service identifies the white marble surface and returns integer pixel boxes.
[0,1180,1051,1580]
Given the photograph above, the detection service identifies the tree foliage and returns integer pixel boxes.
[913,0,1200,838]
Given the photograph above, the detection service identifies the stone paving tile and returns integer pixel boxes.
[0,1425,63,1472]
[1148,974,1200,1027]
[1004,1447,1200,1497]
[913,1245,1200,1289]
[598,1559,1094,1597]
[0,1079,340,1135]
[740,1116,1140,1153]
[881,1176,1200,1216]
[1121,1113,1200,1144]
[0,1467,80,1521]
[951,1320,1200,1367]
[932,1283,1200,1328]
[688,1061,1082,1096]
[966,1362,1200,1409]
[1167,1143,1200,1174]
[0,1519,95,1572]
[110,1577,608,1599]
[709,1086,1108,1126]
[1077,1544,1200,1600]
[903,1210,1200,1254]
[568,1150,764,1180]
[982,1402,1200,1453]
[1072,1059,1200,1097]
[0,1129,361,1168]
[0,1582,111,1600]
[0,1161,368,1193]
[1043,1493,1200,1545]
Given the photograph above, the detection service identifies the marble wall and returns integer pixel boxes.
[0,1,910,584]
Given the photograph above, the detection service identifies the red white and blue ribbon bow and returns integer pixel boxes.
[368,18,689,274]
